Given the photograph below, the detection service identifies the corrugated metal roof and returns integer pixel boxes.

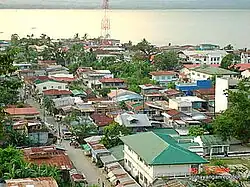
[120,132,208,165]
[6,177,58,187]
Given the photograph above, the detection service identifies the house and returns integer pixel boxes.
[80,68,113,89]
[73,103,95,116]
[139,84,163,101]
[23,146,73,171]
[13,63,32,70]
[240,51,250,63]
[168,98,192,114]
[242,69,250,78]
[188,65,239,81]
[120,132,208,186]
[91,100,119,114]
[232,63,250,78]
[215,77,239,113]
[162,109,189,127]
[34,80,69,94]
[170,96,209,112]
[175,80,212,95]
[5,177,58,187]
[46,65,70,76]
[43,89,72,99]
[5,107,40,120]
[115,113,152,132]
[90,113,113,132]
[99,78,127,89]
[149,71,178,86]
[161,89,183,100]
[179,50,227,65]
[194,88,215,109]
[71,89,87,98]
[108,89,143,103]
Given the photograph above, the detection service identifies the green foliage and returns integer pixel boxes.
[167,82,176,89]
[213,79,250,143]
[0,146,61,183]
[71,123,98,144]
[43,96,55,115]
[132,38,158,61]
[4,128,33,147]
[101,122,131,149]
[153,51,180,71]
[194,179,239,187]
[188,127,204,136]
[220,53,240,70]
[98,88,111,97]
[0,53,17,75]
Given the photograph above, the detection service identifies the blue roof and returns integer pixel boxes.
[116,94,143,102]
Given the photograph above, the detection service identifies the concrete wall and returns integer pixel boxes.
[215,77,229,113]
[36,81,68,94]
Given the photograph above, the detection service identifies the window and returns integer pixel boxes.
[58,86,62,89]
[139,173,143,180]
[211,58,213,61]
[128,160,131,168]
[217,57,220,61]
[192,72,195,75]
[197,73,200,77]
[203,75,206,78]
[144,177,148,185]
[51,86,53,88]
[43,86,47,89]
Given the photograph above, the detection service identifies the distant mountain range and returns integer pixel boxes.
[1,0,250,9]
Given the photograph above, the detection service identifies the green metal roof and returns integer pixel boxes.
[120,132,208,165]
[71,89,86,96]
[191,66,239,75]
[34,79,60,84]
[81,144,91,151]
[108,145,124,161]
[152,128,179,136]
[200,135,241,147]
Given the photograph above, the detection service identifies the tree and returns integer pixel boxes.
[220,53,240,69]
[213,79,250,143]
[153,51,180,70]
[132,39,158,61]
[101,122,131,148]
[188,127,204,136]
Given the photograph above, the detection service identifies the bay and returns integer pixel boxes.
[0,9,250,48]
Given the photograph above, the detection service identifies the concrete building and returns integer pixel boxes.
[215,77,239,113]
[149,71,178,86]
[120,132,208,187]
[188,65,239,81]
[241,51,250,64]
[179,50,227,65]
[34,80,69,94]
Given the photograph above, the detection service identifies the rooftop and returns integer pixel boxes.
[49,76,76,82]
[191,66,239,75]
[99,77,125,83]
[23,146,73,170]
[139,84,163,90]
[43,89,72,96]
[90,113,113,127]
[5,107,39,115]
[120,132,208,165]
[194,88,215,95]
[149,71,176,76]
[6,177,58,187]
[234,63,250,71]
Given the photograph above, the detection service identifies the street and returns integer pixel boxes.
[26,98,110,185]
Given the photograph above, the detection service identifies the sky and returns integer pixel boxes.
[1,0,250,9]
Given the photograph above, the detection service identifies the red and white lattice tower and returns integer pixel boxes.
[101,0,111,45]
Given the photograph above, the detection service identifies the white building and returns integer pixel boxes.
[188,65,239,81]
[35,80,68,94]
[215,77,239,113]
[241,51,250,64]
[179,50,228,65]
[242,69,250,78]
[120,132,208,187]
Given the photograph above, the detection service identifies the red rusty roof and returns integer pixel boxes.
[5,107,39,115]
[149,71,176,76]
[99,78,124,83]
[90,113,113,127]
[234,63,250,71]
[164,89,182,96]
[23,146,73,170]
[50,76,76,82]
[43,89,72,96]
[195,88,215,95]
[166,109,181,117]
[6,177,58,187]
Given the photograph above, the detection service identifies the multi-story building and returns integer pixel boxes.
[149,71,178,86]
[121,132,208,187]
[241,51,250,64]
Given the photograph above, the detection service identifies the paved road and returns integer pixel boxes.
[26,98,110,185]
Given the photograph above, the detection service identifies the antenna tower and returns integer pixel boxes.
[101,0,111,45]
